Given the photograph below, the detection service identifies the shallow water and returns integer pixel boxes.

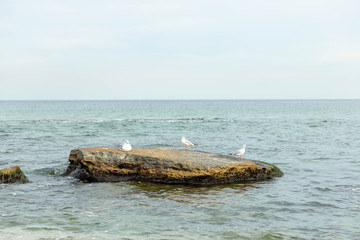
[0,100,360,239]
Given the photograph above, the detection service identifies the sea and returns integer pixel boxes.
[0,100,359,240]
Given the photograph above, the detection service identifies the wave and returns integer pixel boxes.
[122,117,235,123]
[1,118,235,124]
[32,167,66,176]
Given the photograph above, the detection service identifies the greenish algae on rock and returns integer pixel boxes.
[0,166,29,184]
[64,147,283,186]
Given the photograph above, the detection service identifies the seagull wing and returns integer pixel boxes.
[184,139,194,146]
[234,148,244,156]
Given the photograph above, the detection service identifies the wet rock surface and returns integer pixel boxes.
[0,166,29,184]
[64,147,283,185]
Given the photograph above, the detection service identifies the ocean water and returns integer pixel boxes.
[0,100,359,240]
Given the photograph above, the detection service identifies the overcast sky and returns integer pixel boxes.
[0,0,359,100]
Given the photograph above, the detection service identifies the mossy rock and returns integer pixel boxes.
[0,166,29,184]
[64,147,283,185]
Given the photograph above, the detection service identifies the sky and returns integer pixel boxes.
[0,0,359,100]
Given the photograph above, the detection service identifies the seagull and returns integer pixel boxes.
[234,145,246,160]
[120,140,132,152]
[180,137,195,150]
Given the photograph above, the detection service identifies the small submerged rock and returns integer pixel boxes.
[64,147,283,185]
[0,166,29,184]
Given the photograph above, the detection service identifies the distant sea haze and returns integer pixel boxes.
[0,100,359,239]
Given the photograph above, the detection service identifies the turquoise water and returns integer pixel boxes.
[0,100,359,239]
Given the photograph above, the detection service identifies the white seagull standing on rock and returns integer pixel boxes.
[234,145,246,160]
[120,140,132,152]
[180,137,195,150]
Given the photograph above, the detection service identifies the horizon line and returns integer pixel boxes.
[0,98,359,101]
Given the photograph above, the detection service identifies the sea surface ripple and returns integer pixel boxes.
[0,100,360,239]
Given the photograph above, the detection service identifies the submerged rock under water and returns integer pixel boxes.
[64,147,283,185]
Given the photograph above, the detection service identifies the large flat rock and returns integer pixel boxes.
[64,147,283,185]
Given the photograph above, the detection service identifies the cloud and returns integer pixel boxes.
[1,0,360,99]
[321,38,360,62]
